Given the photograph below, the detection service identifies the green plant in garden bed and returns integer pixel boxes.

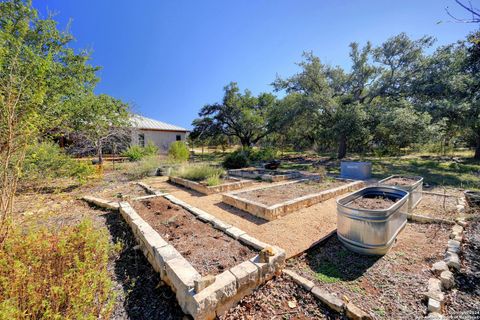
[313,261,342,283]
[172,164,226,186]
[0,219,120,319]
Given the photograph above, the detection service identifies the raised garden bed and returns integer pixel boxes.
[169,176,255,195]
[228,168,302,182]
[132,197,257,276]
[117,196,285,319]
[412,193,460,221]
[223,179,364,221]
[379,175,423,212]
[337,186,409,255]
[287,223,451,320]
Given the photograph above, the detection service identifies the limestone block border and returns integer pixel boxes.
[168,176,255,195]
[82,196,120,211]
[118,195,286,319]
[424,220,467,317]
[222,179,365,221]
[228,168,302,182]
[136,182,165,196]
[282,269,372,319]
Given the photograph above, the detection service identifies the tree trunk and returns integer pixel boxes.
[475,135,480,160]
[97,140,103,164]
[337,135,347,159]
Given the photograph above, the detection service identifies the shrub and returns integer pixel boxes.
[143,141,159,156]
[0,219,118,319]
[22,141,95,183]
[168,141,189,162]
[250,147,279,162]
[125,155,161,179]
[122,145,145,161]
[223,149,250,169]
[172,164,225,184]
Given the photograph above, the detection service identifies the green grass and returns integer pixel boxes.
[313,261,342,283]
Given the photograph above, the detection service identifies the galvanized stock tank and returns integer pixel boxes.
[336,186,409,255]
[378,175,423,212]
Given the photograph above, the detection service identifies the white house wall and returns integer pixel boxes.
[131,129,187,153]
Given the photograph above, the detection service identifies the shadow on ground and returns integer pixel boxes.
[102,211,186,320]
[302,234,380,282]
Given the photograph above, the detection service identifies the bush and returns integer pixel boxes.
[125,155,161,179]
[143,141,159,156]
[250,147,279,162]
[172,164,225,185]
[168,141,189,162]
[22,141,95,183]
[223,149,250,169]
[0,219,118,319]
[122,145,145,161]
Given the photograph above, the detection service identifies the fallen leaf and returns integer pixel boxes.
[288,300,297,309]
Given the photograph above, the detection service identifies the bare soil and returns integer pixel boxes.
[287,223,450,320]
[383,176,420,186]
[445,219,480,318]
[347,196,397,210]
[132,197,257,276]
[220,274,345,320]
[413,193,459,220]
[236,180,346,206]
[97,183,149,201]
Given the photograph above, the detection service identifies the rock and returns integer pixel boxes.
[440,270,454,290]
[456,204,465,213]
[258,247,275,263]
[427,298,442,313]
[444,252,461,271]
[238,234,268,250]
[447,240,461,254]
[283,269,315,291]
[165,257,201,311]
[453,234,463,242]
[229,260,259,289]
[456,218,468,227]
[428,278,443,293]
[224,226,246,239]
[311,286,344,313]
[451,224,464,234]
[426,312,445,320]
[345,302,372,320]
[431,261,449,275]
[194,275,216,293]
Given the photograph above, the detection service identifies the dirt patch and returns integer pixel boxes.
[220,274,345,320]
[236,180,346,206]
[445,219,480,318]
[97,183,149,201]
[413,194,459,220]
[347,195,397,210]
[382,176,420,186]
[287,223,450,319]
[132,197,257,276]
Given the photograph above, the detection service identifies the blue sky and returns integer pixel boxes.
[35,0,477,129]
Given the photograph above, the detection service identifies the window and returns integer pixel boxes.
[138,133,145,147]
[176,135,181,141]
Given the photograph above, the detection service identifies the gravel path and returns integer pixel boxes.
[144,177,340,258]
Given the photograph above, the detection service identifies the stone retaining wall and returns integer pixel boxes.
[222,180,365,221]
[118,196,285,320]
[168,176,255,195]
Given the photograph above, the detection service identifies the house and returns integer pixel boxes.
[130,114,188,153]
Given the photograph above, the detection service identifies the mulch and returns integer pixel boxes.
[444,219,480,318]
[287,223,450,320]
[132,197,257,276]
[347,196,397,210]
[219,274,345,320]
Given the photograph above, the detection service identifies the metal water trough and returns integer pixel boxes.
[337,186,409,255]
[378,175,423,212]
[340,161,372,180]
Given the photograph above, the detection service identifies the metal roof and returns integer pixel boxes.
[130,114,188,132]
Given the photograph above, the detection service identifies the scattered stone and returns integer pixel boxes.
[428,277,443,293]
[451,224,464,234]
[444,252,461,271]
[311,286,344,313]
[456,204,465,213]
[426,312,445,320]
[439,270,454,290]
[427,298,442,313]
[456,219,468,227]
[346,302,372,320]
[258,247,275,263]
[447,239,461,254]
[229,260,259,290]
[194,275,216,293]
[283,269,315,291]
[432,261,449,275]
